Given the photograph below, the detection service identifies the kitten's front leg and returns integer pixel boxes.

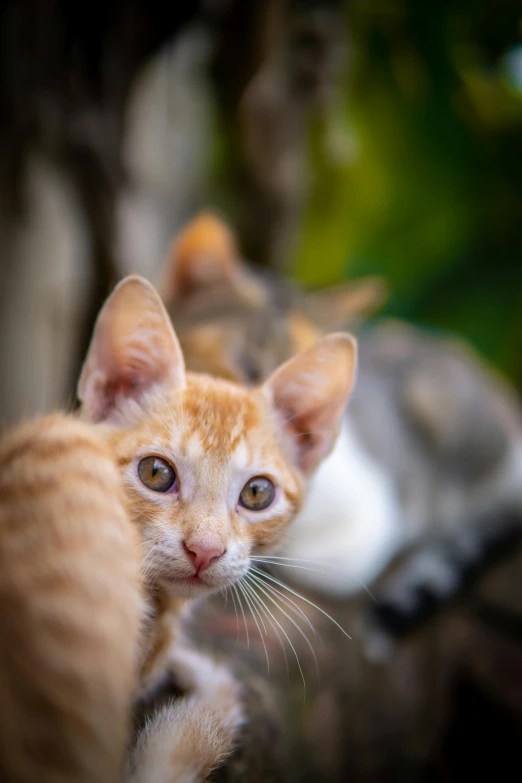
[128,649,244,783]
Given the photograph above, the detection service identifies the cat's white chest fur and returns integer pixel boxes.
[280,420,402,595]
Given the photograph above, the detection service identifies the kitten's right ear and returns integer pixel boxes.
[78,276,185,423]
[263,333,357,475]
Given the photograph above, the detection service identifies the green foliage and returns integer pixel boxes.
[293,0,522,383]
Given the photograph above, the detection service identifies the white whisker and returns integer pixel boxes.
[238,580,270,675]
[241,576,306,692]
[243,581,290,678]
[248,571,317,636]
[245,573,319,679]
[140,542,165,580]
[252,559,337,578]
[253,556,375,600]
[254,555,341,565]
[232,583,249,649]
[251,568,351,640]
[240,579,268,636]
[227,586,240,642]
[254,555,328,562]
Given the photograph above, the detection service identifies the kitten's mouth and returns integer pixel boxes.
[160,569,225,594]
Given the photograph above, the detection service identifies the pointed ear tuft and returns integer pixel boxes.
[264,333,357,474]
[301,276,388,330]
[77,275,185,423]
[160,211,243,304]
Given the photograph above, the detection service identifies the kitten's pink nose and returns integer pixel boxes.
[182,540,225,573]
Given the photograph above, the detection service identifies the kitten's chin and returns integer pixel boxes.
[159,574,218,599]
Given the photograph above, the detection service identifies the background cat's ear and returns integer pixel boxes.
[264,333,357,474]
[161,211,262,306]
[300,276,388,330]
[78,275,185,423]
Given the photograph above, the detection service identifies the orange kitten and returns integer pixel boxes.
[75,275,357,779]
[0,274,357,783]
[0,414,143,783]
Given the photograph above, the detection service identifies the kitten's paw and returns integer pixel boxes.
[168,647,244,731]
[128,655,244,783]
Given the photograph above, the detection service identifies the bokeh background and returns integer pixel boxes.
[1,0,521,424]
[1,3,522,781]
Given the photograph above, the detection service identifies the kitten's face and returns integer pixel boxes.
[105,376,302,598]
[78,275,357,601]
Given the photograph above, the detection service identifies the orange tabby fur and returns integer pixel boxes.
[0,414,143,783]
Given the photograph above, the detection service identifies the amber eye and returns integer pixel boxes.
[138,456,176,493]
[239,476,276,511]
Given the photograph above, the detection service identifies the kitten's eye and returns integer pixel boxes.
[138,456,176,493]
[239,476,275,511]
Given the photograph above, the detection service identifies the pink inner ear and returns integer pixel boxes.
[279,399,336,474]
[99,377,139,422]
[78,276,186,423]
[100,335,176,419]
[266,334,357,475]
[105,350,149,401]
[84,351,165,424]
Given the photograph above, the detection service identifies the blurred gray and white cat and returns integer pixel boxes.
[290,322,522,585]
[159,212,522,637]
[291,321,522,643]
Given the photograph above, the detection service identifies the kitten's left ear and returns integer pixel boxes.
[78,275,185,423]
[263,333,357,474]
